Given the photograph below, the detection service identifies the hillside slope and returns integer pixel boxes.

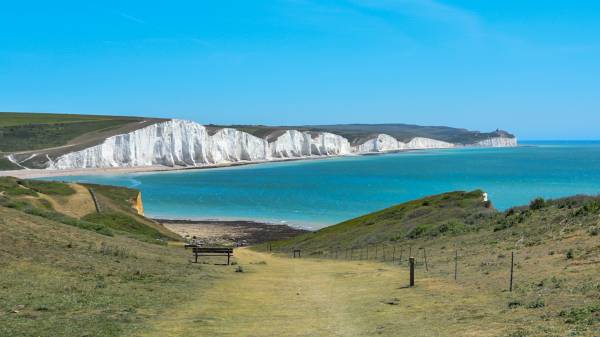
[0,177,179,242]
[0,112,166,169]
[0,198,225,337]
[261,192,600,335]
[269,190,494,251]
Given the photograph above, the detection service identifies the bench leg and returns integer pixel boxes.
[195,252,198,263]
[227,253,230,265]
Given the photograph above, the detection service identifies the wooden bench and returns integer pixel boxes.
[185,245,234,265]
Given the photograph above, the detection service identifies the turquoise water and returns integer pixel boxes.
[47,142,600,229]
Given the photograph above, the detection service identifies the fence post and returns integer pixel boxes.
[392,246,396,263]
[409,257,415,287]
[454,249,458,281]
[399,248,404,264]
[423,248,429,272]
[509,251,514,292]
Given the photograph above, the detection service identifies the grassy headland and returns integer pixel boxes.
[258,191,600,336]
[1,179,598,336]
[0,112,167,169]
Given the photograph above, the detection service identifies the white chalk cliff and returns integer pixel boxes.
[48,119,517,169]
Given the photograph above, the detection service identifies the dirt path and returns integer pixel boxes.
[139,249,505,337]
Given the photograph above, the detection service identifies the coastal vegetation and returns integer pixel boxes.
[262,191,600,336]
[1,179,598,336]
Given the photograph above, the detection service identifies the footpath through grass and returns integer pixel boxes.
[141,249,532,337]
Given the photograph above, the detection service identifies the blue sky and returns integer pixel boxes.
[1,1,599,139]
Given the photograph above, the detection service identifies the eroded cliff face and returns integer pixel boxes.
[471,137,518,147]
[48,119,517,169]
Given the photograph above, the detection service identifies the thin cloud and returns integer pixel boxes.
[118,12,145,24]
[347,0,484,37]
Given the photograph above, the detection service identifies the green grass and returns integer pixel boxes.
[267,190,493,251]
[258,191,600,335]
[0,119,135,152]
[18,179,76,196]
[0,205,222,337]
[0,156,21,170]
[82,212,168,243]
[0,113,167,162]
[0,112,137,127]
[0,177,179,242]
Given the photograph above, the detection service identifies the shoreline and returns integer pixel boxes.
[0,149,425,179]
[0,145,514,179]
[156,218,310,246]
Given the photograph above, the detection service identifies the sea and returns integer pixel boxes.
[45,141,600,230]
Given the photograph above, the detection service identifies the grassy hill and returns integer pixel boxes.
[1,180,598,336]
[259,191,600,335]
[0,177,179,242]
[0,177,240,337]
[267,190,495,251]
[0,112,166,170]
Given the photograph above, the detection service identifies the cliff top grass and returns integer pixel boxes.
[1,181,598,336]
[267,190,494,251]
[0,176,179,242]
[0,112,167,168]
[253,192,600,336]
[206,123,515,145]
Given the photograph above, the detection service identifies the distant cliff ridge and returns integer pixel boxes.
[44,119,517,170]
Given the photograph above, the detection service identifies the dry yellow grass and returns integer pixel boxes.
[37,183,96,218]
[139,249,537,337]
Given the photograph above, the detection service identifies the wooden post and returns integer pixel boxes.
[509,251,514,292]
[392,246,396,263]
[454,250,458,281]
[409,246,412,260]
[399,248,404,264]
[194,249,198,263]
[423,248,429,272]
[227,252,231,265]
[409,257,415,287]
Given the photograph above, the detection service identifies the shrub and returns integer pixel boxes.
[529,198,546,210]
[566,249,574,259]
[527,298,545,309]
[589,226,599,236]
[508,300,522,309]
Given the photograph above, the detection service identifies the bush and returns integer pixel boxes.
[529,198,546,210]
[508,300,522,309]
[566,249,574,259]
[527,298,545,309]
[589,226,599,236]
